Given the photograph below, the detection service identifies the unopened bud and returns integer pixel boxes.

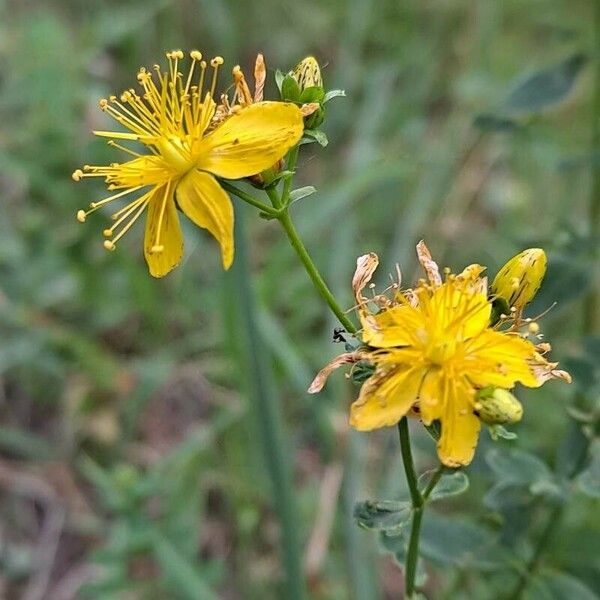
[475,387,523,425]
[290,56,322,91]
[491,248,547,311]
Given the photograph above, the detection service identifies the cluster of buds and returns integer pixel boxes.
[480,248,549,432]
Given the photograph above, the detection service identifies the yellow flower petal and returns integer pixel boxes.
[465,330,540,388]
[426,285,491,341]
[350,367,423,430]
[144,188,183,278]
[196,102,304,179]
[361,305,425,348]
[176,169,234,269]
[437,376,480,467]
[417,368,444,426]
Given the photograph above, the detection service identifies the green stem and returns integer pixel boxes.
[397,417,423,598]
[233,212,306,599]
[585,0,600,333]
[266,186,283,209]
[398,418,422,509]
[406,507,424,598]
[277,208,358,334]
[282,144,300,205]
[221,181,279,215]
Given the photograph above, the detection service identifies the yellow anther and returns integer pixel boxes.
[103,229,113,238]
[109,95,117,102]
[99,99,108,109]
[528,322,540,335]
[137,70,151,84]
[104,240,116,251]
[72,169,84,181]
[190,50,202,61]
[76,210,87,222]
[210,56,224,67]
[150,244,164,254]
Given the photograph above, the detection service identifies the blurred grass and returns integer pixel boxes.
[0,0,598,598]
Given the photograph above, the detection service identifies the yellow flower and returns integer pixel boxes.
[491,248,547,312]
[309,242,570,468]
[73,50,303,277]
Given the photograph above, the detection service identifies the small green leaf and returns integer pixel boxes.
[299,86,325,104]
[474,114,519,132]
[354,500,412,535]
[576,440,600,499]
[524,571,598,600]
[323,89,346,103]
[302,129,328,147]
[289,186,316,204]
[350,360,375,384]
[281,74,301,102]
[274,69,285,93]
[488,424,518,441]
[266,169,294,185]
[503,53,588,114]
[419,470,469,501]
[486,447,552,486]
[485,448,564,506]
[484,482,532,510]
[420,513,506,571]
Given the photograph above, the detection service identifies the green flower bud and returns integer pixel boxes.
[290,56,322,90]
[475,387,523,425]
[491,248,547,311]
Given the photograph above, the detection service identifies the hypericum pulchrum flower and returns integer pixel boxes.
[309,242,571,467]
[491,248,547,312]
[73,50,304,277]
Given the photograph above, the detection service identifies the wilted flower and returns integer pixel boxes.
[491,248,547,312]
[309,242,570,467]
[74,50,303,277]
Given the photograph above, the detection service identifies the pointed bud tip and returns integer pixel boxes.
[290,56,323,90]
[491,248,547,310]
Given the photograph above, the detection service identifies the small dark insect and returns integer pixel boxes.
[332,327,346,343]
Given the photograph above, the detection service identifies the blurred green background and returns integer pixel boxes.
[0,0,599,598]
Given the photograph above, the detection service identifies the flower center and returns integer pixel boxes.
[157,137,194,175]
[425,339,457,367]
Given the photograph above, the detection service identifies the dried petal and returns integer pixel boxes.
[416,240,442,287]
[352,253,379,305]
[308,351,366,393]
[300,102,320,117]
[253,53,266,103]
